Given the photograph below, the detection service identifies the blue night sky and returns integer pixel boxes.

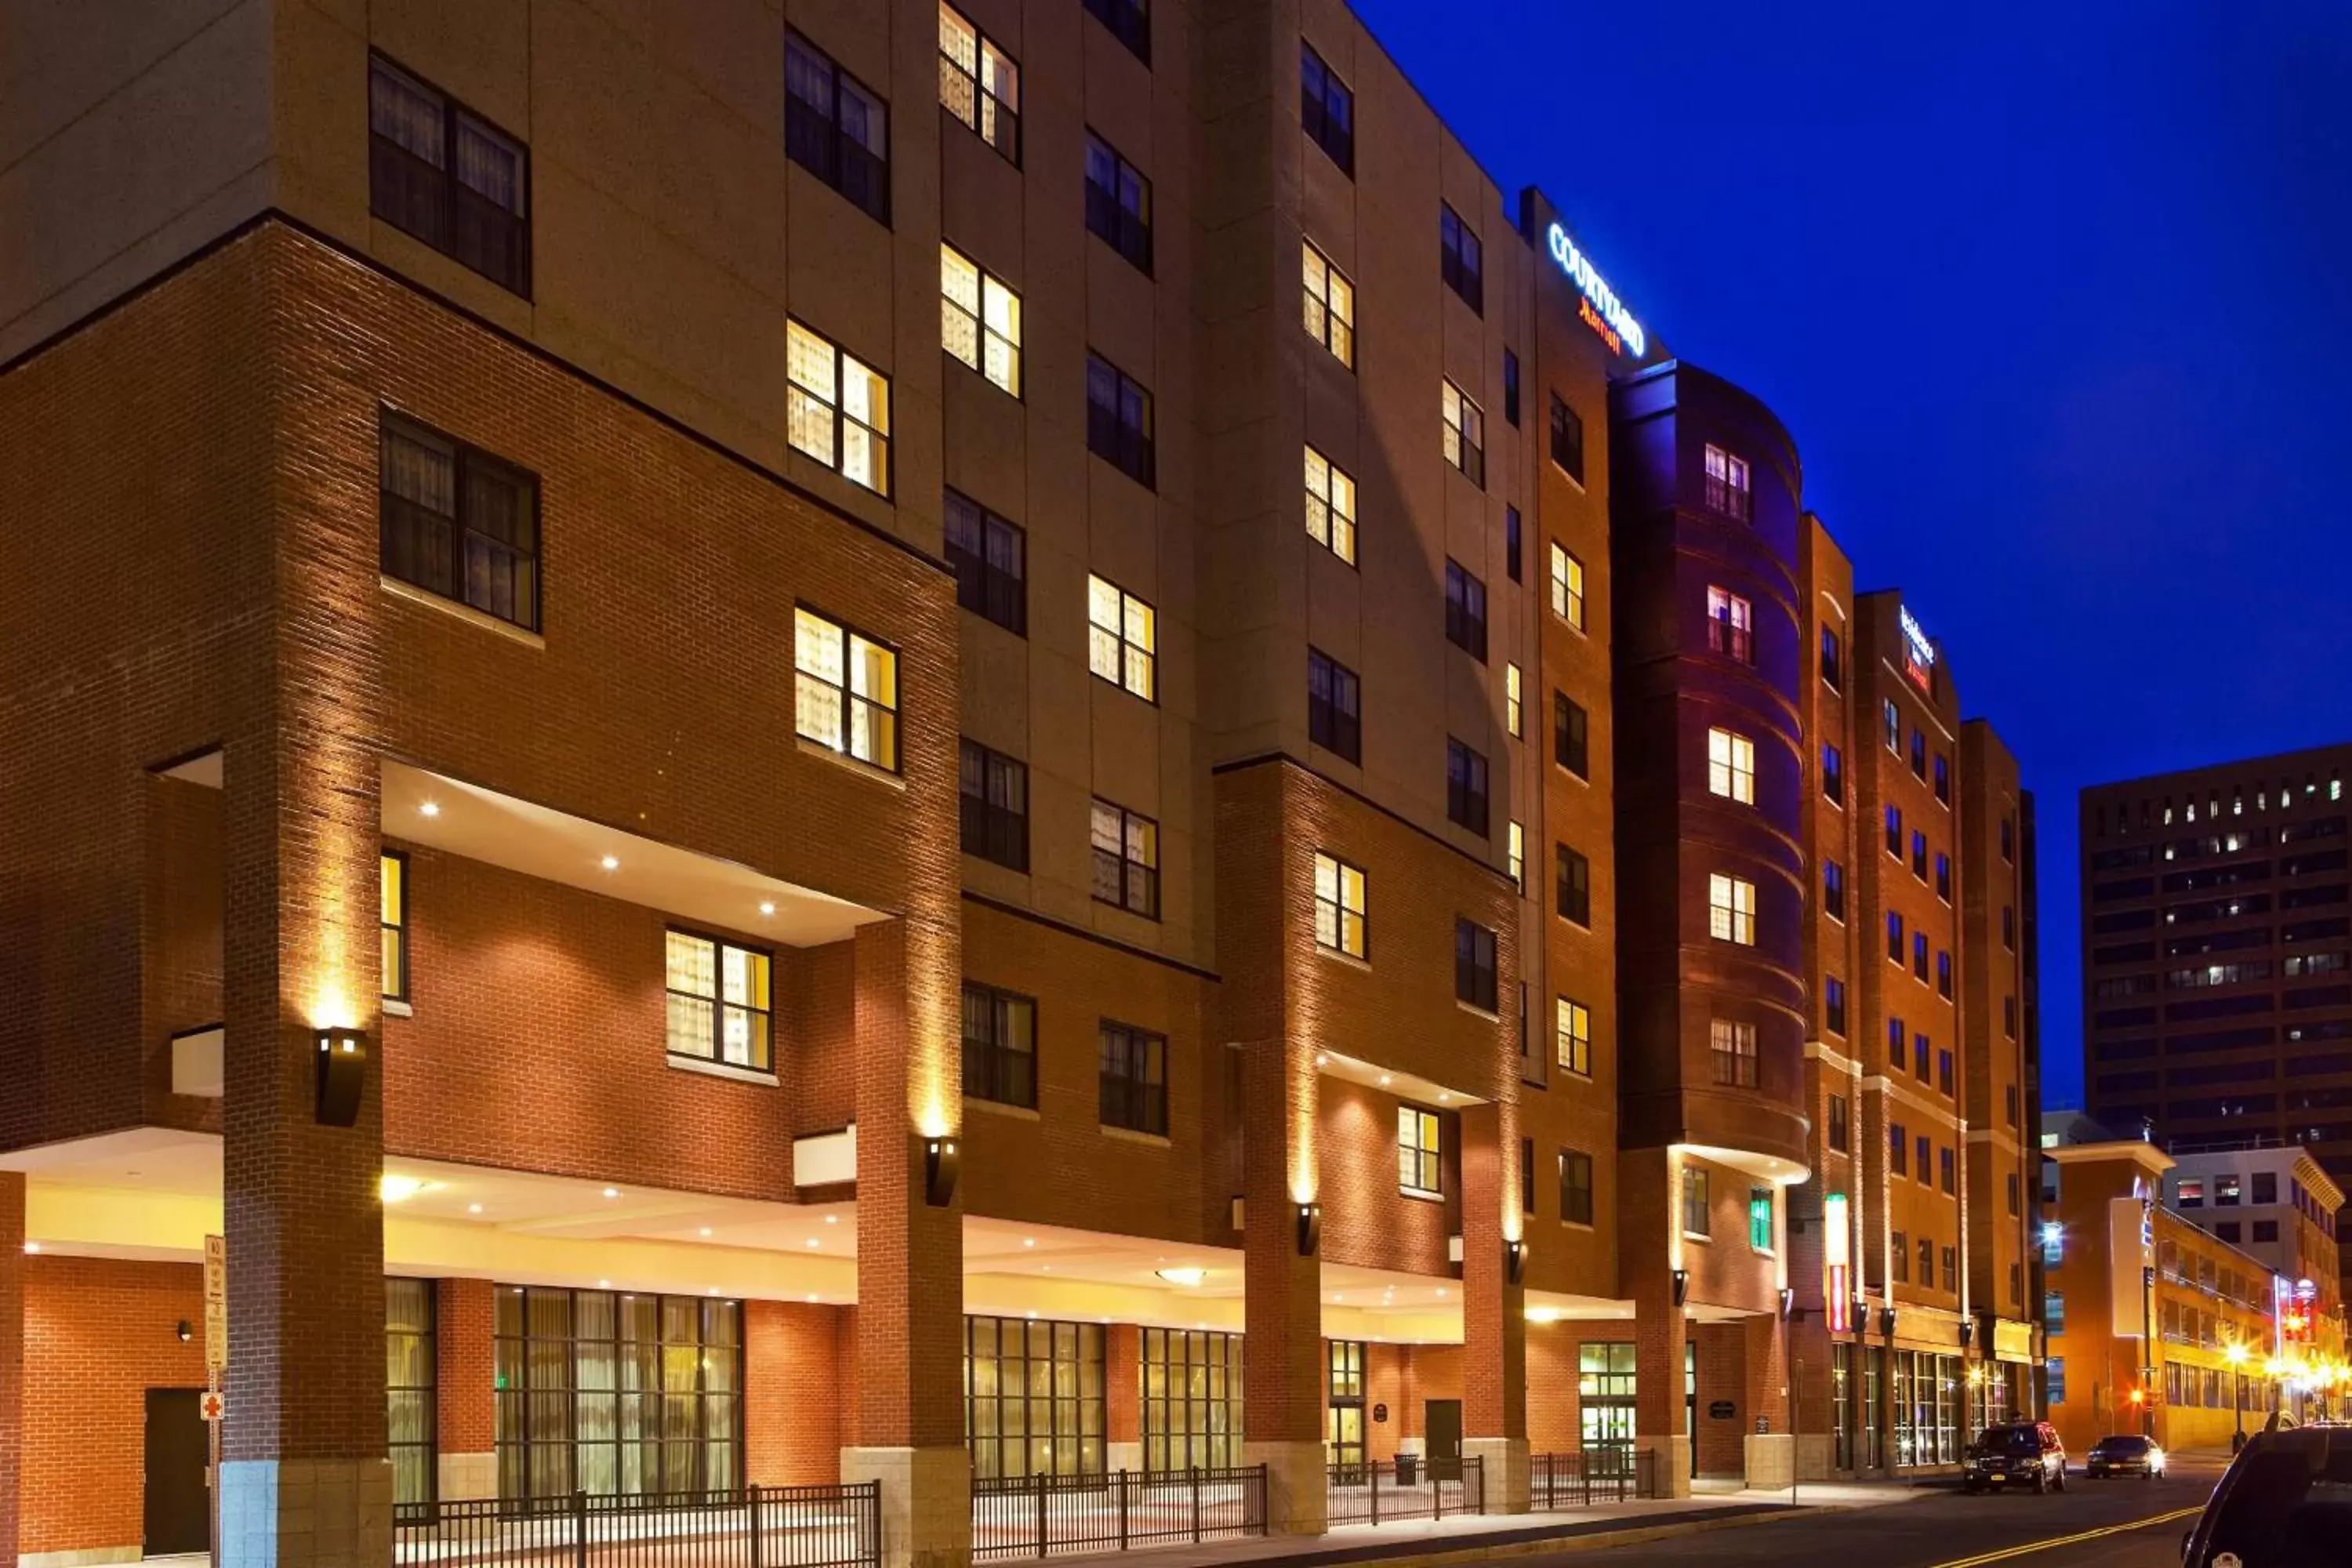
[1349,0,2352,1107]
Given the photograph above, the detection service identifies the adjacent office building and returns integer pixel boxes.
[2080,743,2352,1305]
[0,2,2039,1562]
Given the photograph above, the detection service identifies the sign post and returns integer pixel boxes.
[204,1234,227,1568]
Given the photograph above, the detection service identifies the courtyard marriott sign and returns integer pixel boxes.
[1546,222,1646,358]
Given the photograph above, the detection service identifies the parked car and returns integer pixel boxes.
[1962,1421,2067,1494]
[2181,1420,2350,1567]
[2084,1433,2165,1479]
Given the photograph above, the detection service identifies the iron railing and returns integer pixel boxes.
[1530,1448,1660,1508]
[392,1484,880,1568]
[1324,1456,1483,1526]
[970,1467,1266,1559]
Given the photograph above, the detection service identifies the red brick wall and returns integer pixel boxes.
[21,1256,208,1555]
[1692,1321,1747,1476]
[1107,1325,1140,1444]
[436,1277,495,1455]
[140,774,223,1134]
[745,1299,850,1485]
[1317,1078,1457,1274]
[0,1176,21,1565]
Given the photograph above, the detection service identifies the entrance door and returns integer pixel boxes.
[143,1388,209,1556]
[1425,1398,1462,1482]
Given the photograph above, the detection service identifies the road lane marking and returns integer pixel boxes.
[1927,1506,2202,1568]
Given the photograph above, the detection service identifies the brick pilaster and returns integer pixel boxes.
[0,1173,21,1568]
[1622,1149,1690,1494]
[1240,1032,1327,1531]
[746,1299,848,1486]
[1460,1103,1526,1439]
[1106,1323,1141,1460]
[434,1278,495,1500]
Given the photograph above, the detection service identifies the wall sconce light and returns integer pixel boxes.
[1851,1290,1867,1329]
[1505,1238,1527,1287]
[1778,1287,1795,1320]
[314,1028,367,1127]
[1295,1202,1322,1258]
[1878,1306,1898,1338]
[1671,1269,1690,1308]
[1958,1319,1976,1348]
[176,1319,194,1343]
[924,1136,960,1207]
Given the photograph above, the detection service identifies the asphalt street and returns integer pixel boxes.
[1543,1460,2224,1567]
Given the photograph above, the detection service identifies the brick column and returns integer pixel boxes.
[1106,1324,1142,1472]
[0,1173,22,1568]
[845,919,967,1568]
[219,713,391,1564]
[1240,1033,1325,1534]
[748,1300,849,1485]
[1459,1104,1528,1512]
[1624,1149,1690,1496]
[435,1279,495,1501]
[1741,1313,1793,1487]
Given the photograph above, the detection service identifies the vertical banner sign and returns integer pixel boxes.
[1823,1193,1851,1333]
[202,1233,228,1373]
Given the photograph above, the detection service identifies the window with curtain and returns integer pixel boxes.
[368,56,531,294]
[387,1278,437,1509]
[1141,1328,1241,1471]
[966,1316,1102,1479]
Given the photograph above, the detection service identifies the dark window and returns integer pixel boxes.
[958,739,1029,872]
[1823,744,1845,804]
[1308,648,1361,764]
[1300,44,1353,174]
[2253,1171,2278,1203]
[2253,1219,2279,1242]
[1888,1018,1904,1067]
[1938,951,1953,998]
[1444,560,1488,662]
[1682,1166,1711,1236]
[1828,1094,1849,1152]
[1824,859,1847,921]
[1505,506,1523,583]
[962,982,1037,1108]
[2005,995,2019,1038]
[1439,203,1483,313]
[1559,1150,1594,1225]
[2001,816,2015,861]
[1555,695,1590,779]
[1084,0,1150,63]
[1888,911,1905,963]
[1086,354,1155,487]
[368,56,531,295]
[1915,931,1930,980]
[786,34,890,223]
[1710,1019,1759,1087]
[1913,829,1929,880]
[1820,627,1842,690]
[1549,393,1585,483]
[1918,1137,1933,1187]
[1099,1020,1167,1134]
[2215,1221,2241,1243]
[2003,906,2016,949]
[1891,1125,1908,1175]
[1886,804,1904,858]
[1935,852,1951,902]
[1893,1232,1908,1280]
[1826,975,1848,1036]
[1556,844,1592,927]
[1090,800,1160,919]
[1502,350,1521,426]
[1938,1049,1954,1096]
[1446,739,1490,836]
[1916,1033,1931,1080]
[1084,132,1152,273]
[943,490,1025,634]
[1454,919,1497,1011]
[2005,1083,2020,1127]
[379,416,540,632]
[1933,752,1951,805]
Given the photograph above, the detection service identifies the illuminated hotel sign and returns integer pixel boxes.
[1899,605,1935,692]
[1545,223,1646,358]
[1822,1192,1851,1333]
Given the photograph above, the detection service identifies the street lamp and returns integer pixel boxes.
[2225,1341,2249,1445]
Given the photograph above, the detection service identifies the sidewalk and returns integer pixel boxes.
[1033,1480,1932,1568]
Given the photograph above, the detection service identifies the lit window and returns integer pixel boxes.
[666,930,773,1071]
[1551,543,1586,629]
[1557,997,1591,1075]
[1304,447,1358,564]
[938,2,1018,161]
[381,852,409,1003]
[1085,133,1152,273]
[1708,873,1755,945]
[1682,1165,1711,1236]
[785,33,890,224]
[1301,241,1356,368]
[1505,664,1524,738]
[1710,1018,1758,1087]
[1708,728,1755,804]
[1399,1106,1442,1196]
[787,321,891,495]
[1087,575,1157,701]
[795,607,899,770]
[941,244,1022,396]
[1882,699,1900,754]
[1314,852,1367,958]
[1706,586,1753,662]
[1442,379,1485,486]
[1090,799,1160,919]
[1703,445,1751,521]
[1508,822,1524,891]
[1748,1186,1773,1251]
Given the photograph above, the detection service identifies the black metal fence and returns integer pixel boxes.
[969,1468,1267,1559]
[1530,1448,1661,1508]
[391,1485,880,1568]
[1324,1456,1484,1526]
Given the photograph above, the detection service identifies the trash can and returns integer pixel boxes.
[1395,1453,1420,1486]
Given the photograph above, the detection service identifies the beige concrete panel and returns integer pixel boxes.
[1078,18,1155,156]
[2,0,249,162]
[1025,765,1098,922]
[789,0,892,90]
[271,0,370,244]
[940,134,1025,282]
[1190,0,1272,123]
[1086,466,1160,592]
[942,359,1029,498]
[959,619,1032,753]
[783,168,902,372]
[368,0,531,134]
[367,216,536,333]
[579,0,787,136]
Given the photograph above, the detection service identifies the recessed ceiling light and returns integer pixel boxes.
[600,855,620,872]
[707,1287,719,1296]
[699,1227,713,1238]
[1041,1265,1052,1272]
[1022,1238,1036,1248]
[1316,1053,1329,1066]
[1438,1091,1451,1103]
[1379,1074,1392,1087]
[806,1293,822,1303]
[419,801,441,818]
[598,1279,611,1289]
[805,1238,820,1249]
[22,1241,39,1254]
[466,1203,484,1215]
[825,1214,839,1225]
[602,1187,621,1200]
[1436,1287,1448,1298]
[1156,1267,1207,1287]
[759,900,777,916]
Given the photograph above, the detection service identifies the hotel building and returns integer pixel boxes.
[0,2,2038,1563]
[2079,742,2352,1304]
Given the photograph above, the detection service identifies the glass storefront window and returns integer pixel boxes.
[387,1278,436,1508]
[1142,1328,1242,1472]
[966,1316,1105,1479]
[1578,1343,1638,1449]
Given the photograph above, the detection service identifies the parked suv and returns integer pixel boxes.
[1962,1421,2067,1494]
[2182,1421,2350,1567]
